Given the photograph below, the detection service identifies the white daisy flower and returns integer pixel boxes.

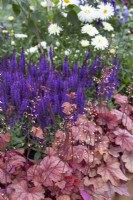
[81,24,99,36]
[78,5,97,23]
[48,23,62,36]
[97,3,114,20]
[91,35,109,50]
[80,39,89,47]
[26,46,38,54]
[38,41,47,49]
[14,34,28,39]
[102,22,114,31]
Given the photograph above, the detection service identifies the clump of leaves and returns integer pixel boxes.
[0,93,133,200]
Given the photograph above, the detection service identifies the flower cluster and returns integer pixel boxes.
[115,5,133,24]
[0,93,133,200]
[97,60,120,100]
[46,1,115,50]
[0,51,106,128]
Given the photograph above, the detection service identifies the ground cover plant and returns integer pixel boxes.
[0,0,133,199]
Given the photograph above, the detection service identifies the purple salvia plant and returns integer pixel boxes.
[0,51,120,128]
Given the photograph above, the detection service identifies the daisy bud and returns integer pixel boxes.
[8,16,14,21]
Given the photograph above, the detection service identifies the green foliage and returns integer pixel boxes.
[7,121,27,149]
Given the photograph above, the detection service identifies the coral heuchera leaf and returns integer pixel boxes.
[113,129,133,151]
[8,180,44,200]
[40,156,69,186]
[122,151,133,173]
[97,156,129,186]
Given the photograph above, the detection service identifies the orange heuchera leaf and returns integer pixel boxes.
[31,126,44,139]
[97,156,128,186]
[40,156,70,186]
[4,133,11,142]
[57,195,70,200]
[0,133,10,150]
[114,94,128,105]
[9,180,44,200]
[113,129,133,151]
[110,109,123,120]
[0,191,8,200]
[27,165,43,185]
[0,161,11,184]
[122,114,133,131]
[4,151,26,174]
[97,111,118,129]
[122,151,133,173]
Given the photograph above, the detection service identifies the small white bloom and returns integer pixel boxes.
[61,12,68,17]
[91,35,109,50]
[38,41,47,49]
[81,24,99,36]
[97,3,114,20]
[14,33,28,39]
[48,23,62,36]
[78,5,97,23]
[55,41,60,46]
[80,39,89,47]
[64,49,70,55]
[26,46,38,54]
[11,40,15,46]
[2,30,8,34]
[109,49,116,54]
[40,1,47,7]
[102,22,114,31]
[111,34,115,38]
[29,6,34,11]
[8,16,14,21]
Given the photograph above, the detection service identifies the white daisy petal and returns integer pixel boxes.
[14,34,28,39]
[81,24,99,36]
[80,40,89,47]
[102,22,114,31]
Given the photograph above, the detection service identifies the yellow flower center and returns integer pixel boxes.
[103,9,108,14]
[85,9,91,14]
[64,0,70,3]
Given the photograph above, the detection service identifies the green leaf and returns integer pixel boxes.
[73,5,81,13]
[27,18,36,31]
[12,3,21,15]
[47,10,54,20]
[52,0,59,4]
[32,10,41,20]
[34,152,41,160]
[67,10,79,26]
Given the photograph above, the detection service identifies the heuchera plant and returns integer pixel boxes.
[0,93,133,200]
